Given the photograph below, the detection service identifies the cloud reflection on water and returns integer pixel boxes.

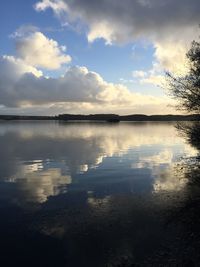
[0,121,198,203]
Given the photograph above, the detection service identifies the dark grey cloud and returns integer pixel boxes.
[69,0,200,37]
[34,0,200,76]
[36,0,200,43]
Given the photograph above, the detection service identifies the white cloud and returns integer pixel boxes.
[15,31,71,70]
[87,21,115,44]
[141,74,165,86]
[132,62,165,86]
[154,40,190,75]
[34,0,67,14]
[0,56,42,107]
[0,55,175,113]
[1,17,182,114]
[0,55,43,78]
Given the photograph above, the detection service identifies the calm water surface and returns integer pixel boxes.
[0,121,199,266]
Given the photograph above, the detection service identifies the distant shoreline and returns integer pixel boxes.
[0,114,200,122]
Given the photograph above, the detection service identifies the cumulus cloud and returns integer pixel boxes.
[1,17,180,114]
[0,55,43,107]
[0,55,174,113]
[15,31,71,70]
[0,55,43,78]
[154,40,190,75]
[34,0,200,72]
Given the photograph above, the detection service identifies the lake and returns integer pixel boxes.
[0,121,199,266]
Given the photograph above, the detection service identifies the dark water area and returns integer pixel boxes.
[0,121,200,266]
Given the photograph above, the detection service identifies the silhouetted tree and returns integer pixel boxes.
[166,40,200,113]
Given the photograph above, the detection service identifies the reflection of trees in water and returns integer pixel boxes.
[139,122,200,265]
[177,121,200,150]
[176,121,200,188]
[166,122,200,265]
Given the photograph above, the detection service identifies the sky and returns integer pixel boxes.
[0,0,199,115]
